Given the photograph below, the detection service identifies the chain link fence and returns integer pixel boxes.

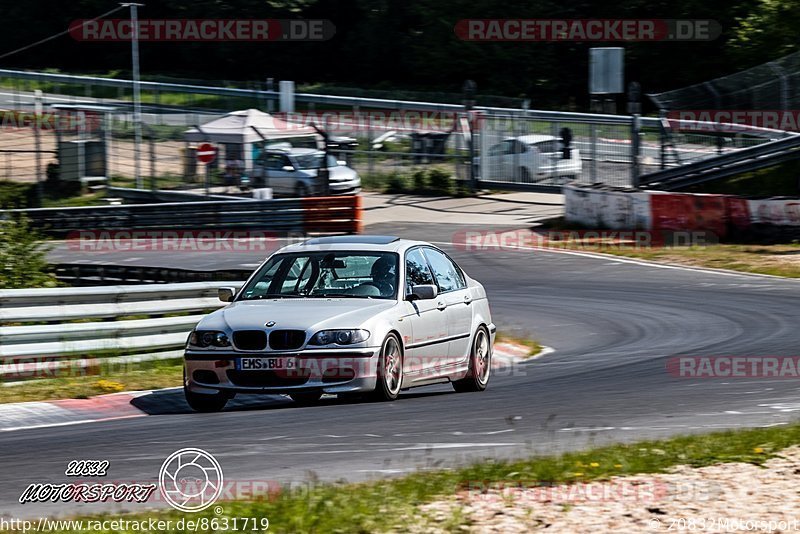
[0,69,793,198]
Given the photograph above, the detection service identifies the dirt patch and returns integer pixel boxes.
[416,446,800,533]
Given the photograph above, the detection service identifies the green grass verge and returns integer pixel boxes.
[16,423,800,533]
[0,358,182,404]
[685,159,800,197]
[585,243,800,278]
[496,332,543,358]
[539,218,800,278]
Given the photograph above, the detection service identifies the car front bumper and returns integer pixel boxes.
[328,178,361,195]
[184,346,380,396]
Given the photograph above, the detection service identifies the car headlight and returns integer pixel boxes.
[308,329,370,346]
[187,330,231,348]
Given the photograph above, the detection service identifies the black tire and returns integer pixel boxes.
[183,368,229,412]
[295,182,309,198]
[371,333,403,401]
[184,386,229,412]
[290,392,323,406]
[453,327,491,393]
[519,167,531,183]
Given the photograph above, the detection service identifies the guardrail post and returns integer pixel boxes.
[354,194,363,234]
[631,114,641,188]
[590,123,598,184]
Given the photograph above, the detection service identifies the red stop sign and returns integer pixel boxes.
[196,143,217,164]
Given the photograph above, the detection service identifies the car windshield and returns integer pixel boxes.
[239,251,399,300]
[294,153,339,169]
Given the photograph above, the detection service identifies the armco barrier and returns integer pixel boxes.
[565,183,800,236]
[106,187,241,203]
[53,264,252,286]
[2,195,362,236]
[747,198,800,226]
[563,184,651,230]
[0,281,244,381]
[649,192,728,238]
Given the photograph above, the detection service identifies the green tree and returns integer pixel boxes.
[729,0,800,64]
[0,216,58,289]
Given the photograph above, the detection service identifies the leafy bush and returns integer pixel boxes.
[0,181,37,209]
[0,216,58,289]
[427,168,453,196]
[385,172,408,194]
[412,170,428,193]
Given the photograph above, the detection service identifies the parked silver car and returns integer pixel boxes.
[483,134,582,182]
[183,235,496,411]
[251,147,361,197]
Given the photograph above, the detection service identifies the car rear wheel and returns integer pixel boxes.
[290,392,323,405]
[371,333,403,401]
[453,327,491,392]
[295,182,309,198]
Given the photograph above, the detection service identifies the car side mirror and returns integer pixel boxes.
[218,287,235,302]
[282,165,295,172]
[407,284,438,301]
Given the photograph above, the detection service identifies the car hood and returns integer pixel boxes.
[198,298,396,332]
[303,165,358,181]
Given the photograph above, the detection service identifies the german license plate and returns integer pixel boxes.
[237,357,296,371]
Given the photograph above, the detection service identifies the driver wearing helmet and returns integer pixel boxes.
[370,256,396,297]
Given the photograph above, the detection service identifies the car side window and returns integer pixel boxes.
[262,153,284,170]
[405,248,435,295]
[423,248,466,293]
[535,140,558,154]
[488,143,505,157]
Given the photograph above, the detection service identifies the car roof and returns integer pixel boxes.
[510,134,560,144]
[266,147,321,155]
[280,235,430,253]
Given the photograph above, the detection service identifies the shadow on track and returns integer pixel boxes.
[130,388,453,415]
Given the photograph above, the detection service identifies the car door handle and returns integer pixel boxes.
[464,295,472,304]
[436,301,447,311]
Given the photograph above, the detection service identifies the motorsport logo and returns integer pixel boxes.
[18,448,224,513]
[159,448,224,512]
[69,19,335,41]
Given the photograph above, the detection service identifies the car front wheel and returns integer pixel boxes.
[372,333,403,401]
[184,387,229,412]
[184,369,229,412]
[453,326,491,392]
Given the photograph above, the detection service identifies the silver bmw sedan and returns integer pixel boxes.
[183,235,496,411]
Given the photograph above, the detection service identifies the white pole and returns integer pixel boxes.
[123,3,145,189]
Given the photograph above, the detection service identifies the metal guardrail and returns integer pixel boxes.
[0,281,244,380]
[53,264,252,286]
[639,134,800,190]
[106,187,243,203]
[0,69,700,126]
[2,195,362,236]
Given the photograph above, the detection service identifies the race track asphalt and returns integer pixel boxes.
[4,223,800,518]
